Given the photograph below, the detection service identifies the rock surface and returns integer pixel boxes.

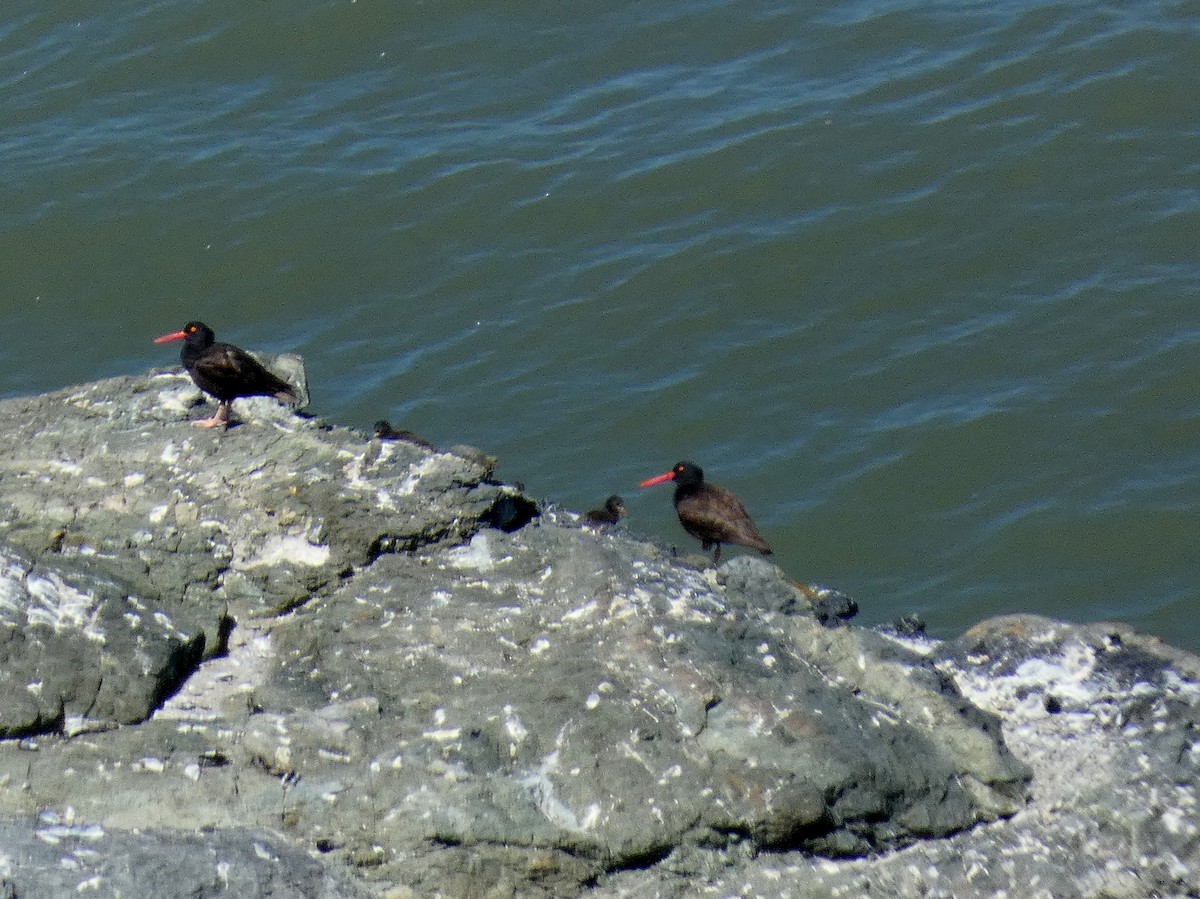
[0,366,1195,898]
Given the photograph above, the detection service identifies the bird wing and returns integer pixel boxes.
[679,485,771,552]
[192,344,297,402]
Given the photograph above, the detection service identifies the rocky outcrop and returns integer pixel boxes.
[0,365,1195,898]
[598,615,1200,898]
[0,364,500,738]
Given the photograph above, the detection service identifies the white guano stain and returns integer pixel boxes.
[238,535,330,569]
[518,747,601,832]
[395,456,445,496]
[160,442,182,464]
[24,573,106,642]
[445,533,495,572]
[46,459,83,476]
[562,600,597,623]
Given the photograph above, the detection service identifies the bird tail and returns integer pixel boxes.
[274,388,300,405]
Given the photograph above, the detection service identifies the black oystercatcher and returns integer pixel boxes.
[373,420,436,450]
[154,321,298,428]
[584,495,626,525]
[640,461,771,565]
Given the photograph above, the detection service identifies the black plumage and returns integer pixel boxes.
[155,321,298,428]
[372,420,435,450]
[640,461,771,565]
[584,495,626,525]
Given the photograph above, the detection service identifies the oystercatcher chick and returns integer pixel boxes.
[373,420,435,450]
[584,495,626,525]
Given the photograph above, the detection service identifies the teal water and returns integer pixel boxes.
[1,0,1198,647]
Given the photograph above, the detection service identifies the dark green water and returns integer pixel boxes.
[2,0,1198,647]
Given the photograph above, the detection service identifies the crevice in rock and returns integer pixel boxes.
[148,632,208,714]
[600,841,675,874]
[213,612,235,658]
[364,532,430,562]
[1,702,66,742]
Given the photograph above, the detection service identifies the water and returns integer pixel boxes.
[2,0,1198,649]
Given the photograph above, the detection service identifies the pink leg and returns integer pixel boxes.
[193,401,233,429]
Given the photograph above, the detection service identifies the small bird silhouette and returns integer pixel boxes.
[584,495,626,525]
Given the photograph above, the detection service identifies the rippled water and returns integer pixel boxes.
[2,0,1198,648]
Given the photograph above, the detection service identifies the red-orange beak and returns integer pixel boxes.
[154,330,187,344]
[640,470,677,488]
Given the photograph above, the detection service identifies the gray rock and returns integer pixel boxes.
[718,555,858,623]
[0,815,371,899]
[0,368,1195,898]
[0,543,204,736]
[0,368,502,680]
[592,615,1200,898]
[249,523,1025,885]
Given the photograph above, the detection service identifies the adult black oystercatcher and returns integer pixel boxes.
[584,495,626,525]
[640,461,771,565]
[154,321,299,428]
